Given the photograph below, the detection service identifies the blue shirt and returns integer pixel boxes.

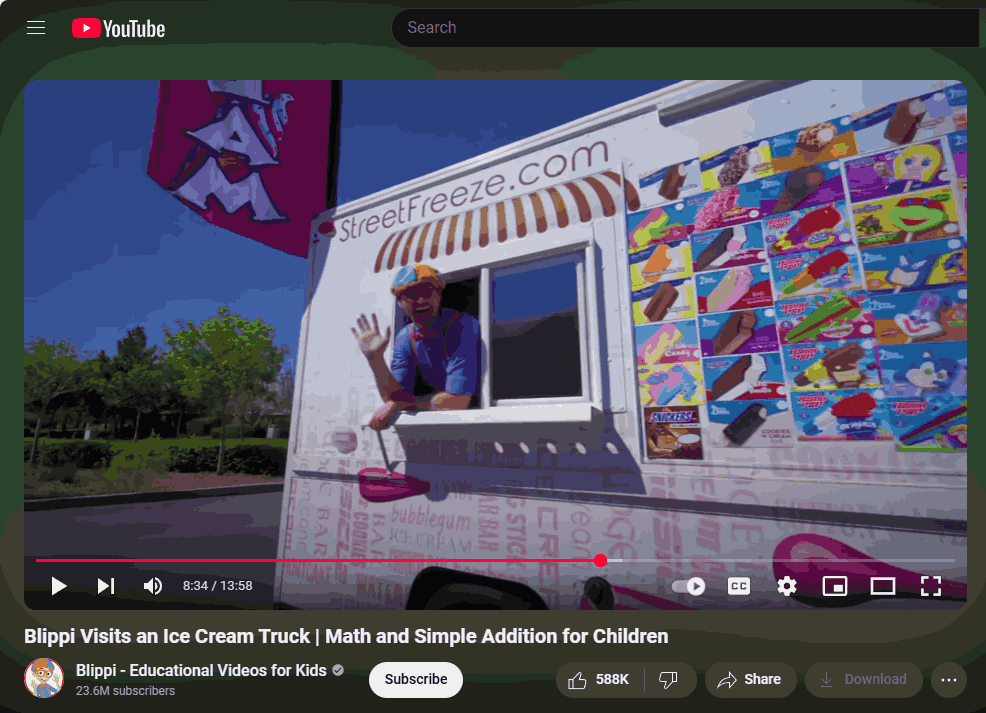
[36,683,57,698]
[391,309,481,396]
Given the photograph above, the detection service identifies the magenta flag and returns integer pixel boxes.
[148,80,339,258]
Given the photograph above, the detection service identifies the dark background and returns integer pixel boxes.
[2,0,983,710]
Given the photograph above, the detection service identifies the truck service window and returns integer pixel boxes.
[491,252,586,402]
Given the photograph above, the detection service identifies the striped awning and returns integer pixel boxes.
[373,170,640,273]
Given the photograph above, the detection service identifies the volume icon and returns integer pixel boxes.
[143,577,162,595]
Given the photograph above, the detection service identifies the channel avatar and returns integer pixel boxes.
[24,658,63,698]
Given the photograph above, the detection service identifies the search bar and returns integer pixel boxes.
[393,9,979,48]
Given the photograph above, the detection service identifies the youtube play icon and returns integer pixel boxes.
[72,18,101,38]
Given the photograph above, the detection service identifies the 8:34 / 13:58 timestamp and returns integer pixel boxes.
[183,580,254,591]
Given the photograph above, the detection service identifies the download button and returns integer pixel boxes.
[807,662,921,698]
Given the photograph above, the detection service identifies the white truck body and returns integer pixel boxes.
[274,79,967,610]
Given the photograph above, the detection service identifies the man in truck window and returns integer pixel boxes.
[352,264,481,430]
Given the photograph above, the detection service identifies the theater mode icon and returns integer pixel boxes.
[870,577,896,596]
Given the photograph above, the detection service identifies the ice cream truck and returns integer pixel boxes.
[275,79,968,610]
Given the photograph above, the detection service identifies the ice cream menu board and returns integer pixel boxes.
[627,82,967,459]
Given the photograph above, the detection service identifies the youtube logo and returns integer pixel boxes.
[72,18,101,38]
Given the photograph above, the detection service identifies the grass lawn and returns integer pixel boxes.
[24,437,288,498]
[27,436,288,454]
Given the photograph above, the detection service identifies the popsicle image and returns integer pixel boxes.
[711,354,768,400]
[723,403,768,446]
[638,324,681,366]
[829,391,877,419]
[820,343,868,386]
[708,231,748,270]
[643,282,680,322]
[659,163,686,201]
[694,227,740,272]
[793,357,830,387]
[796,122,837,154]
[641,244,673,281]
[718,146,750,187]
[888,195,948,244]
[647,365,698,405]
[801,408,838,437]
[898,400,966,446]
[781,250,850,295]
[784,294,862,344]
[709,355,752,400]
[694,186,739,233]
[629,207,668,250]
[884,99,925,146]
[894,292,945,342]
[803,391,877,437]
[769,205,842,256]
[707,267,754,312]
[893,144,943,193]
[772,166,826,214]
[793,344,866,387]
[712,311,757,355]
[942,252,965,275]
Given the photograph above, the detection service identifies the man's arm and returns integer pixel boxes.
[368,349,414,405]
[352,313,415,405]
[427,392,472,410]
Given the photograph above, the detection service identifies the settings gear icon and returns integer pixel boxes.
[777,576,797,596]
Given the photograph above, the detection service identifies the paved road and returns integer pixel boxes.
[24,492,283,609]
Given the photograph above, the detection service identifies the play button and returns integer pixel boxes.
[83,23,89,32]
[51,577,67,595]
[687,577,706,596]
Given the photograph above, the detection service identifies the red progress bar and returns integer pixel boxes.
[38,555,609,567]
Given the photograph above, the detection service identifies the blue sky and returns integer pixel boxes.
[24,80,678,369]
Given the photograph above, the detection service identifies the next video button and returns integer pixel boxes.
[369,662,463,698]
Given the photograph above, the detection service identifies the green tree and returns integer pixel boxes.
[101,327,164,442]
[157,355,196,438]
[106,359,165,442]
[164,308,284,474]
[227,351,292,434]
[24,339,86,464]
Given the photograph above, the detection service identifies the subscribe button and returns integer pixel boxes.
[369,662,463,698]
